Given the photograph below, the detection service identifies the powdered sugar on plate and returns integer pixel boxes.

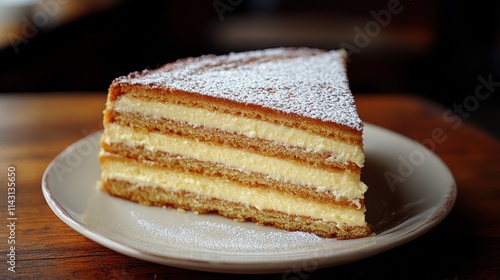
[117,48,362,131]
[132,211,324,253]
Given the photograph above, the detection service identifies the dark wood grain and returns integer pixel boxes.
[0,93,498,279]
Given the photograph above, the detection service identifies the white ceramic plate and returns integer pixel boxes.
[42,123,456,274]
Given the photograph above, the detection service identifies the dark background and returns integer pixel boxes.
[0,0,499,136]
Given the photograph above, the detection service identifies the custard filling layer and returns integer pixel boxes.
[100,156,367,227]
[102,123,367,201]
[113,96,365,167]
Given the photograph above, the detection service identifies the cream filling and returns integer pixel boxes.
[103,123,367,202]
[114,95,364,167]
[100,157,367,227]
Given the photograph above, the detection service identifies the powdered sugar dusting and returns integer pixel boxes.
[116,48,362,131]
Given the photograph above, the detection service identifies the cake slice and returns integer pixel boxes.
[98,47,372,239]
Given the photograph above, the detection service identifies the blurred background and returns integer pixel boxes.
[0,0,498,136]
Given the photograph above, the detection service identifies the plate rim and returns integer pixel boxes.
[41,123,457,274]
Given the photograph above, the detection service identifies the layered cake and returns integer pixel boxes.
[98,47,372,239]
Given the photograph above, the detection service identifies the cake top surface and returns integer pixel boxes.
[116,47,362,131]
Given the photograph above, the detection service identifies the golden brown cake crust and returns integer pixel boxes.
[106,48,364,143]
[107,84,363,144]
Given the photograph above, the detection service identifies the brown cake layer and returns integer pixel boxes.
[107,110,361,173]
[99,146,363,208]
[100,178,370,239]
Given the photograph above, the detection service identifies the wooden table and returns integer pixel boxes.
[0,93,498,279]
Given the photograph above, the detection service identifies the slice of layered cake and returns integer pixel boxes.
[98,47,372,239]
